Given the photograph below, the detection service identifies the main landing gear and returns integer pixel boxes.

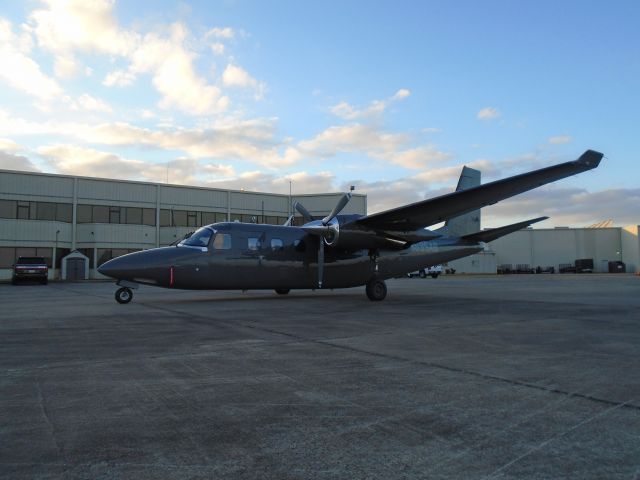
[275,288,290,295]
[115,287,133,304]
[365,278,387,301]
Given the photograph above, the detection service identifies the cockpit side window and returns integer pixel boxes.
[180,227,213,247]
[212,233,232,250]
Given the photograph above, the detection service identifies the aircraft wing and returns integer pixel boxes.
[351,150,603,231]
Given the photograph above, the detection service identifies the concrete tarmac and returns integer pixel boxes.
[1,275,639,479]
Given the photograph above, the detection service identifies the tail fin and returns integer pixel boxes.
[442,166,481,236]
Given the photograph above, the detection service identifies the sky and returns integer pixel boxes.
[0,0,639,227]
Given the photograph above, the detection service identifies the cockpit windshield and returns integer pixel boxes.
[180,227,214,247]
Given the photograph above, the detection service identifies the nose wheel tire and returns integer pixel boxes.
[115,287,133,304]
[366,279,387,301]
[275,288,290,295]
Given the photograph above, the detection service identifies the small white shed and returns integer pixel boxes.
[61,250,90,281]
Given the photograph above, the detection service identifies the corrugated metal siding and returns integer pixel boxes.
[0,219,72,245]
[229,191,287,214]
[160,185,228,209]
[0,171,74,201]
[78,179,156,205]
[76,224,157,247]
[292,194,366,216]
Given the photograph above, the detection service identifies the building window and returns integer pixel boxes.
[93,205,109,223]
[36,202,56,221]
[17,201,31,220]
[109,206,121,224]
[160,209,171,227]
[187,211,199,227]
[56,203,72,222]
[0,247,16,268]
[172,210,187,227]
[77,204,92,223]
[142,208,156,226]
[201,212,216,225]
[0,200,16,219]
[126,207,142,225]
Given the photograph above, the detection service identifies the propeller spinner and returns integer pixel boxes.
[296,192,352,288]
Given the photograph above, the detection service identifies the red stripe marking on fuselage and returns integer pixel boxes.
[170,266,174,287]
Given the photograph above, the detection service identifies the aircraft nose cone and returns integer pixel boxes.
[97,255,126,279]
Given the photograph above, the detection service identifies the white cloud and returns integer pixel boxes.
[53,54,80,78]
[27,0,138,56]
[548,135,572,145]
[477,107,501,120]
[330,89,411,120]
[70,94,113,113]
[0,138,22,152]
[205,27,235,39]
[103,69,136,87]
[37,144,235,184]
[0,19,62,101]
[296,123,450,170]
[129,27,230,115]
[210,42,225,55]
[222,64,265,100]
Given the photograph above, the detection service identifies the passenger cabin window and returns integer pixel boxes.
[181,227,213,248]
[271,238,284,251]
[212,233,232,250]
[247,237,261,251]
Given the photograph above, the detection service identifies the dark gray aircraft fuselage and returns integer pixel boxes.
[99,222,480,290]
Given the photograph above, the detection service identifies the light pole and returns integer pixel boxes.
[289,180,292,219]
[53,229,60,280]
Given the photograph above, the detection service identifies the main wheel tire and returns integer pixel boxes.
[115,287,133,304]
[366,279,387,301]
[41,278,48,285]
[431,273,439,279]
[419,270,426,278]
[275,288,290,295]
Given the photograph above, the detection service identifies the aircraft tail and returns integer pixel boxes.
[441,166,481,236]
[462,216,548,243]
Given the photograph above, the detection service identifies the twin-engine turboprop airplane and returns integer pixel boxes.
[99,150,603,303]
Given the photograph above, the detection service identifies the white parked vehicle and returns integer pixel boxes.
[407,264,443,279]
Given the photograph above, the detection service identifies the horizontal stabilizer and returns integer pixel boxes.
[462,216,549,243]
[352,150,603,231]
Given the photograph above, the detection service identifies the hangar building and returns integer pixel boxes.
[450,225,639,274]
[0,169,366,280]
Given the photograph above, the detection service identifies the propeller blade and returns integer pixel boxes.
[322,192,352,225]
[293,201,314,223]
[318,237,324,289]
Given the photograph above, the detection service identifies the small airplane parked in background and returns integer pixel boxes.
[99,150,603,303]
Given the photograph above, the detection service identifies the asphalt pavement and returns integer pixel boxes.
[1,275,639,479]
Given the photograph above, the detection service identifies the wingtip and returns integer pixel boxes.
[577,149,604,169]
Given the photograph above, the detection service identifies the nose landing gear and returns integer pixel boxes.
[115,287,133,304]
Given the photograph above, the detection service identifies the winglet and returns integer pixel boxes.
[575,150,604,169]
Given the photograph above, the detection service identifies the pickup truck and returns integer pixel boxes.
[407,265,443,279]
[12,256,49,285]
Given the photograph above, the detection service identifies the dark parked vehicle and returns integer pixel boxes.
[12,257,48,285]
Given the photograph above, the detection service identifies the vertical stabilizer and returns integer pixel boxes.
[443,166,481,236]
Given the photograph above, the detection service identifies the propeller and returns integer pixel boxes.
[293,201,314,223]
[296,192,352,288]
